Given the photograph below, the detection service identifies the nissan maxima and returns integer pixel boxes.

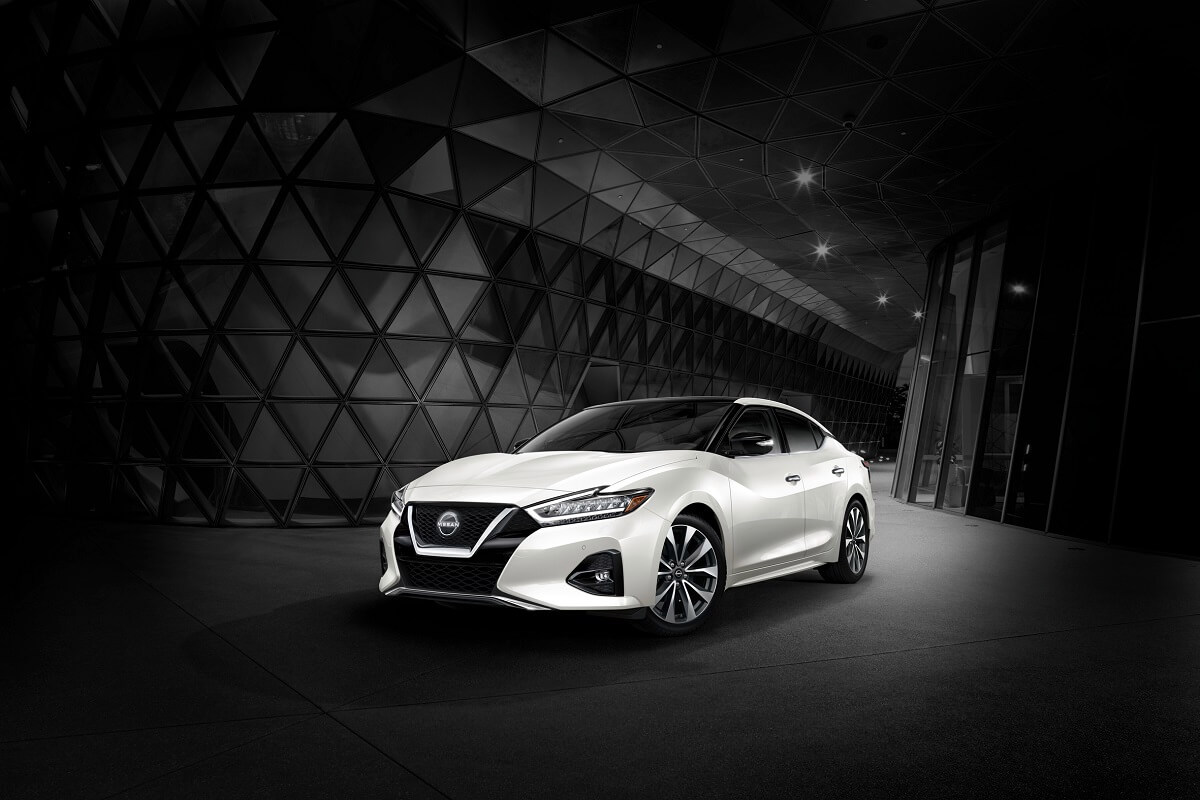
[378,397,874,635]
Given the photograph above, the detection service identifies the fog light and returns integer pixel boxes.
[567,551,623,596]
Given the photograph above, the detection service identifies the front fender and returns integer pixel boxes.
[623,465,734,575]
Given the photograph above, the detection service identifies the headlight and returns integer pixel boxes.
[390,485,407,517]
[527,487,653,526]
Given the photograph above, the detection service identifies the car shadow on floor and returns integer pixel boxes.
[171,568,878,709]
[197,567,872,667]
[357,566,873,643]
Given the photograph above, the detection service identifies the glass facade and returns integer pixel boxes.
[0,1,900,527]
[894,152,1196,556]
[898,223,1030,513]
[940,223,1004,511]
[906,237,976,506]
[902,227,1009,510]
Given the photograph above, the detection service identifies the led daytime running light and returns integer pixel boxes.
[542,495,628,517]
[529,488,653,525]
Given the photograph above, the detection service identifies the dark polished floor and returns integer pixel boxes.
[4,465,1198,799]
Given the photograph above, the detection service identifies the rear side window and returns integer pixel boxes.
[778,412,823,452]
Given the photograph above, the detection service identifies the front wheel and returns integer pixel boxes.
[818,499,869,584]
[634,513,726,637]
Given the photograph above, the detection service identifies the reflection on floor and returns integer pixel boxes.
[5,463,1198,799]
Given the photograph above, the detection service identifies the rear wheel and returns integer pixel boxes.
[634,513,726,637]
[818,499,869,584]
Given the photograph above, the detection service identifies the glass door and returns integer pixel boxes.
[937,223,1006,511]
[907,237,974,505]
[893,247,946,499]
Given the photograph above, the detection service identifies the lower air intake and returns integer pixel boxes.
[397,558,504,595]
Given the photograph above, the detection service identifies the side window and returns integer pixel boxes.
[812,423,826,449]
[778,412,822,453]
[723,409,781,455]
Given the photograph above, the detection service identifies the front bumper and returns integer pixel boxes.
[378,506,665,611]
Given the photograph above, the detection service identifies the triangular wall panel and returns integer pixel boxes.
[10,0,909,527]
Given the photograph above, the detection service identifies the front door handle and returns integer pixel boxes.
[785,474,801,483]
[831,466,845,476]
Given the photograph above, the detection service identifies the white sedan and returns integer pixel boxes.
[379,396,875,635]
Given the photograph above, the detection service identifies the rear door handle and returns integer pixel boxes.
[785,474,801,483]
[831,466,845,475]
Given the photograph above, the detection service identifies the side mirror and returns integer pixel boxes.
[726,431,773,457]
[511,437,531,453]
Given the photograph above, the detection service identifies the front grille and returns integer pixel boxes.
[397,558,504,595]
[410,504,508,549]
[392,502,538,597]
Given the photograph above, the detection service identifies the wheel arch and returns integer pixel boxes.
[652,480,733,568]
[677,501,723,542]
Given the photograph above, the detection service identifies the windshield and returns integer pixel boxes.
[518,400,733,453]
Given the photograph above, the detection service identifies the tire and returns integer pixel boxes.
[818,499,870,584]
[634,513,726,637]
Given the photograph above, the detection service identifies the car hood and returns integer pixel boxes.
[407,450,698,506]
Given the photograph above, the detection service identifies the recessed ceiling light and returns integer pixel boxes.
[913,309,924,319]
[1009,282,1029,295]
[814,241,831,258]
[655,43,663,49]
[875,292,890,307]
[557,138,564,144]
[795,167,817,186]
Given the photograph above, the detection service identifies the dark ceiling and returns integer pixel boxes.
[0,0,1171,355]
[387,0,1153,353]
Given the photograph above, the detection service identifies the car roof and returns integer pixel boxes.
[735,398,833,435]
[587,395,740,407]
[587,395,807,417]
[733,397,803,412]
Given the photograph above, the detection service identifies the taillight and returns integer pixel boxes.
[861,459,871,470]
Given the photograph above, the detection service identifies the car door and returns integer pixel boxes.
[777,411,844,558]
[719,407,807,574]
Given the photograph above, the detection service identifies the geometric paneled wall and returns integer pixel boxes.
[1,0,898,526]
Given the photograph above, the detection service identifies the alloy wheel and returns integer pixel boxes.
[652,524,720,624]
[845,505,867,574]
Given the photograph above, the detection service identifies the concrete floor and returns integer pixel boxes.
[4,464,1198,799]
